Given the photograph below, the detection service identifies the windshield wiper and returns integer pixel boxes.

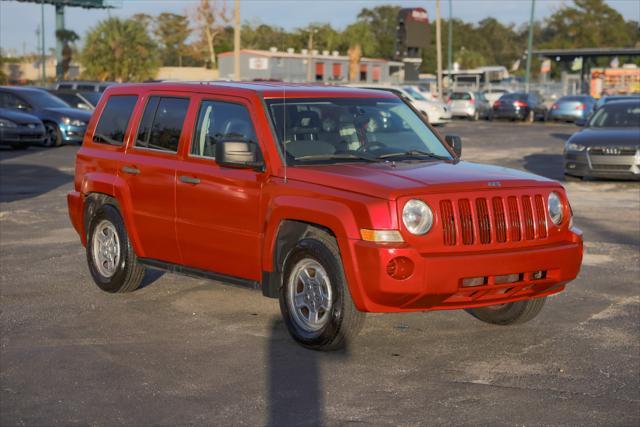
[294,152,383,162]
[377,150,450,161]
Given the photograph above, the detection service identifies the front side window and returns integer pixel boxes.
[191,100,257,158]
[266,97,452,165]
[0,93,30,110]
[93,95,138,146]
[136,96,189,152]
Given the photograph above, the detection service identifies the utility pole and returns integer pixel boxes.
[524,0,535,93]
[233,0,241,81]
[306,28,316,82]
[40,0,46,84]
[436,0,443,101]
[447,0,452,90]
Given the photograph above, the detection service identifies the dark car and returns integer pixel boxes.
[0,86,92,147]
[595,94,640,110]
[564,99,640,180]
[0,108,45,148]
[48,90,102,111]
[548,95,596,122]
[492,92,547,122]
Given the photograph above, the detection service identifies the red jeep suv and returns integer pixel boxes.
[68,82,583,350]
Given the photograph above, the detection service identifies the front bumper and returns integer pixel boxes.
[60,124,87,143]
[564,150,640,180]
[0,127,45,145]
[342,230,583,313]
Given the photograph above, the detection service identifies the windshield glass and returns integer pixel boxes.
[266,97,452,165]
[588,102,640,128]
[21,90,70,109]
[402,86,427,101]
[450,92,471,101]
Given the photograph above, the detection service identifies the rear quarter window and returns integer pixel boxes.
[93,95,138,146]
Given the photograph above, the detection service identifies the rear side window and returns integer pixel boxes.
[191,100,257,158]
[93,95,138,146]
[136,96,189,153]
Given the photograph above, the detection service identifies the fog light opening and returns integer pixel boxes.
[462,276,487,287]
[494,273,522,285]
[386,257,414,280]
[531,270,547,280]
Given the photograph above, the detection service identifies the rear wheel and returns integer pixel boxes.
[525,110,535,123]
[466,297,546,325]
[279,235,365,351]
[471,110,479,121]
[86,204,145,293]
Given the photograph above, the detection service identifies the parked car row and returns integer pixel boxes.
[0,85,94,148]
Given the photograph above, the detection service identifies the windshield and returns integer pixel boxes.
[266,97,453,165]
[450,92,471,101]
[588,102,640,128]
[402,86,427,101]
[21,90,70,109]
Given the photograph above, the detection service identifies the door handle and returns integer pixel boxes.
[179,175,200,185]
[122,166,140,175]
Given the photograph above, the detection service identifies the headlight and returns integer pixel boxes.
[565,142,585,152]
[548,192,564,225]
[62,117,86,126]
[402,199,434,235]
[0,118,17,128]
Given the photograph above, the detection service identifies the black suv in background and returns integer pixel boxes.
[492,92,548,122]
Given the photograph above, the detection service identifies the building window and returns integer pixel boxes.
[332,63,342,80]
[315,62,325,81]
[359,64,368,82]
[372,66,381,82]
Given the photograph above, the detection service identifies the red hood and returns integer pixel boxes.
[285,161,557,199]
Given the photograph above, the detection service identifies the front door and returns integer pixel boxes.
[175,96,265,281]
[119,94,191,264]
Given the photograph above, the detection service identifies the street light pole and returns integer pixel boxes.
[447,0,452,90]
[524,0,535,93]
[306,28,315,82]
[436,0,443,101]
[233,0,240,81]
[40,0,46,84]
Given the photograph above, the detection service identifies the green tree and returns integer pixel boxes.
[154,13,191,67]
[542,0,637,49]
[81,17,160,82]
[340,21,377,57]
[355,5,401,58]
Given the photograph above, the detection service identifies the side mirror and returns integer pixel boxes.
[575,118,586,127]
[445,134,462,157]
[216,140,263,170]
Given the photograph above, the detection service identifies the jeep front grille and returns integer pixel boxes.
[441,194,549,246]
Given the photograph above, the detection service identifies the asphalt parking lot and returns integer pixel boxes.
[1,120,638,426]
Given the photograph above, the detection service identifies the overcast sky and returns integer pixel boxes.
[1,0,638,55]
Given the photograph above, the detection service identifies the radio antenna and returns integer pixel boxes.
[282,84,287,184]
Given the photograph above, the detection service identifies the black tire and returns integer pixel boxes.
[466,297,546,325]
[43,122,62,147]
[279,234,365,351]
[86,203,145,293]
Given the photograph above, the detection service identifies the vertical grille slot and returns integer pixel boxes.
[534,195,548,238]
[440,200,456,246]
[475,198,491,244]
[507,196,521,242]
[492,197,507,243]
[458,199,474,245]
[521,196,535,240]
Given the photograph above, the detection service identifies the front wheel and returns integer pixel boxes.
[86,204,145,293]
[466,297,546,325]
[279,235,365,351]
[42,122,62,147]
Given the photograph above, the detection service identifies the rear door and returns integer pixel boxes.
[174,94,266,281]
[119,93,191,264]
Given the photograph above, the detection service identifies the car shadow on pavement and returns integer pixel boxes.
[267,318,351,427]
[522,153,565,181]
[0,163,73,202]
